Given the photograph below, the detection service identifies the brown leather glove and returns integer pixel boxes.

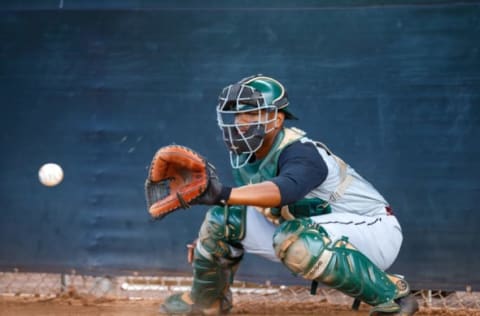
[145,145,231,220]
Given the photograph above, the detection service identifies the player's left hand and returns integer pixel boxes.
[145,145,231,220]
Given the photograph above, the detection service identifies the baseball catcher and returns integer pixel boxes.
[147,75,419,316]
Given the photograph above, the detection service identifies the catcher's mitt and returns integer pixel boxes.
[145,145,228,219]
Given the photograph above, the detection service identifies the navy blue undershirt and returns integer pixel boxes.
[270,141,328,206]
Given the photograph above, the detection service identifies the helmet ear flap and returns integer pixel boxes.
[272,90,289,108]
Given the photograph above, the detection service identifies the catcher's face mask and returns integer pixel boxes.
[217,83,278,168]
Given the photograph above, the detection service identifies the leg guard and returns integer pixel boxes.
[273,218,414,315]
[161,205,246,315]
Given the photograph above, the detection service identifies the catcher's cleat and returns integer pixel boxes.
[369,293,419,316]
[395,293,420,316]
[369,275,418,316]
[159,292,231,316]
[369,281,419,316]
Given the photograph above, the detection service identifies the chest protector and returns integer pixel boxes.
[232,127,331,223]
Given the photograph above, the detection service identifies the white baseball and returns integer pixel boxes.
[38,163,64,187]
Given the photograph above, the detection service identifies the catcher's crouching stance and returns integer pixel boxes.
[146,145,417,316]
[146,75,418,316]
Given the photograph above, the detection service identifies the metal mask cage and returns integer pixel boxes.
[216,84,279,168]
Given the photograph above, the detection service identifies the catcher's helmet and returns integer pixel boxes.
[217,75,297,168]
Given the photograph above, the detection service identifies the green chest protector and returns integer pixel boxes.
[232,127,331,223]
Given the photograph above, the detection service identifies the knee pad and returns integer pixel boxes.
[197,205,246,262]
[273,218,331,278]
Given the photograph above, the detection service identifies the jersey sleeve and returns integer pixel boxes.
[270,140,328,206]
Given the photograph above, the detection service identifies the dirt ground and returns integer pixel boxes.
[1,295,480,316]
[2,272,480,315]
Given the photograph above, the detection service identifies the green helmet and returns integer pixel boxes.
[217,75,297,168]
[236,75,296,119]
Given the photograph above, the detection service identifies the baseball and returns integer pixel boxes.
[38,163,64,187]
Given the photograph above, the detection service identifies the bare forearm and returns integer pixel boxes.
[226,181,282,207]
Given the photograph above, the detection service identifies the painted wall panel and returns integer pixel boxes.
[0,3,479,289]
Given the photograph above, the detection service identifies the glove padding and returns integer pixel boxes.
[145,145,227,219]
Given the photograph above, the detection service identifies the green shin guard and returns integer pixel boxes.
[160,248,241,316]
[318,238,410,314]
[190,249,239,313]
[273,218,414,315]
[161,206,245,315]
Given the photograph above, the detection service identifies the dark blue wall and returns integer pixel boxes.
[1,2,479,290]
